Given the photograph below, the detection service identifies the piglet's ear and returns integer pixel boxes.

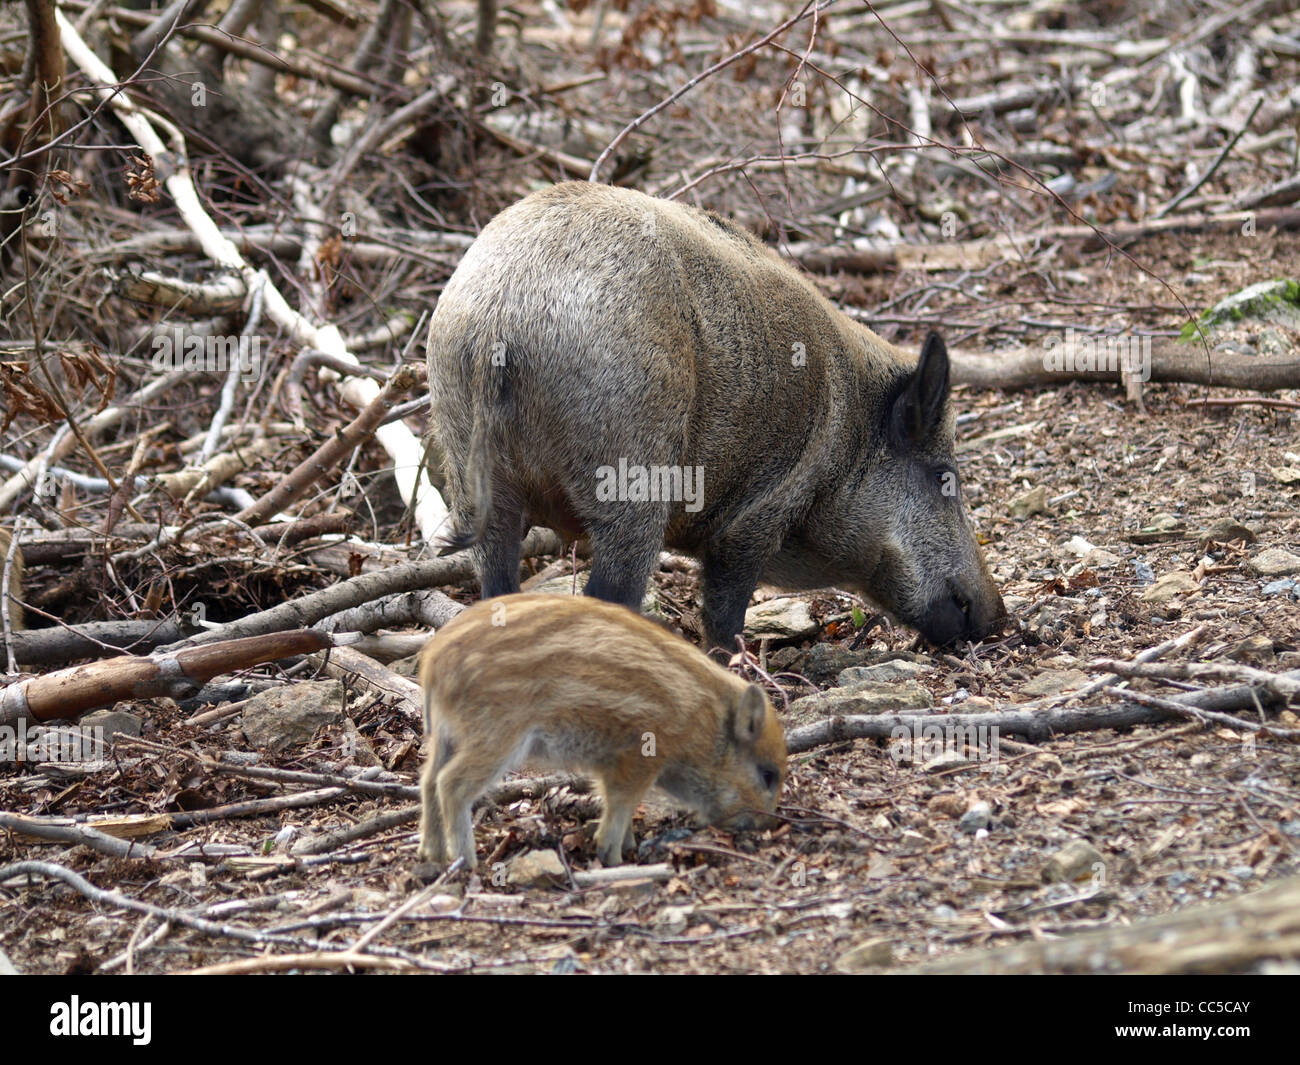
[891,331,950,446]
[732,684,769,745]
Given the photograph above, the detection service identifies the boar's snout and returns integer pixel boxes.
[919,575,1006,646]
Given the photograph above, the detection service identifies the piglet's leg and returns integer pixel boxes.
[436,751,507,869]
[594,757,656,866]
[417,726,455,863]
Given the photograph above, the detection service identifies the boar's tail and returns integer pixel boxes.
[436,346,502,556]
[436,414,492,555]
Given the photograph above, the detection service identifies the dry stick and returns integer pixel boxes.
[54,11,448,540]
[0,813,159,860]
[1091,660,1300,698]
[167,786,349,828]
[949,332,1300,392]
[185,951,418,975]
[234,365,421,527]
[0,860,439,967]
[59,0,386,97]
[203,761,419,800]
[784,673,1297,754]
[1062,624,1208,706]
[1119,689,1300,739]
[153,525,563,652]
[589,0,835,182]
[1154,95,1263,218]
[310,645,422,722]
[0,629,335,725]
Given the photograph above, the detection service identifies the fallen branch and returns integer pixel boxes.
[0,629,337,725]
[905,873,1300,974]
[785,670,1299,753]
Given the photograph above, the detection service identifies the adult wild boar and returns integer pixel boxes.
[427,182,1003,649]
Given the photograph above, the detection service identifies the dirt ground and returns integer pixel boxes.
[4,233,1298,974]
[3,0,1300,977]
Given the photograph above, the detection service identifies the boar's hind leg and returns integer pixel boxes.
[582,508,667,613]
[473,501,526,598]
[700,541,770,653]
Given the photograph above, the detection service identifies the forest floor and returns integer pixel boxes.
[4,227,1298,975]
[3,0,1300,974]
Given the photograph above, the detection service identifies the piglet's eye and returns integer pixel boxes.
[759,766,778,790]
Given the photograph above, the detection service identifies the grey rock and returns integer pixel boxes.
[506,849,567,887]
[1042,838,1103,883]
[1009,485,1051,519]
[1250,548,1300,578]
[744,596,820,640]
[1263,578,1297,596]
[240,680,346,752]
[79,710,143,742]
[789,680,933,719]
[834,938,893,971]
[837,659,932,685]
[958,801,992,833]
[1141,571,1198,602]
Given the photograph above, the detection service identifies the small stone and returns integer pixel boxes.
[1281,820,1300,839]
[79,710,143,741]
[927,793,967,819]
[958,801,992,833]
[1140,571,1198,602]
[744,597,820,640]
[1270,467,1300,486]
[1164,871,1195,889]
[1199,518,1256,548]
[1133,560,1156,585]
[898,829,930,852]
[1020,669,1089,696]
[506,849,567,888]
[834,938,893,971]
[1229,866,1255,881]
[653,905,694,935]
[1061,535,1096,558]
[922,750,970,774]
[1009,485,1051,519]
[240,681,346,752]
[932,904,958,921]
[1042,838,1103,883]
[0,946,17,975]
[1250,548,1300,578]
[1263,579,1297,597]
[869,813,893,833]
[1226,635,1274,661]
[837,659,932,685]
[866,854,898,879]
[789,681,933,719]
[1081,548,1122,569]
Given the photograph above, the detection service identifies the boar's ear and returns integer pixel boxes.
[732,683,769,745]
[891,331,950,446]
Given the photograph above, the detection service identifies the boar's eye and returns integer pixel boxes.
[933,467,958,498]
[758,764,779,791]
